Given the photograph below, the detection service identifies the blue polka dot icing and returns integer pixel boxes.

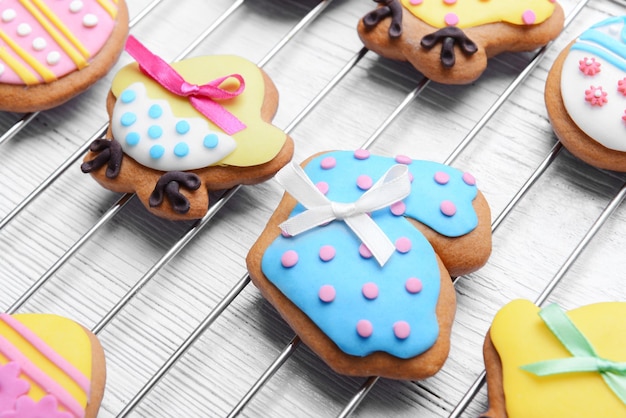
[112,82,237,171]
[148,104,163,119]
[174,142,189,157]
[203,133,219,149]
[120,89,136,104]
[176,120,190,135]
[125,132,140,146]
[120,112,137,127]
[261,151,480,359]
[148,125,163,139]
[150,145,165,159]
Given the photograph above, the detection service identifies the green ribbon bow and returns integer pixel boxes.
[521,303,626,405]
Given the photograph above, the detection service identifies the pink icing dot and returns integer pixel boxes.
[359,243,373,259]
[395,237,412,253]
[409,0,423,4]
[281,250,299,268]
[390,201,406,216]
[393,321,411,339]
[319,285,336,303]
[357,174,373,190]
[280,228,292,238]
[395,155,412,165]
[434,171,450,185]
[316,181,329,195]
[357,319,373,338]
[405,277,423,294]
[522,10,536,24]
[362,282,379,300]
[409,172,414,182]
[319,245,336,262]
[354,149,370,160]
[440,200,457,217]
[443,0,457,4]
[462,172,476,186]
[444,13,459,26]
[320,157,336,170]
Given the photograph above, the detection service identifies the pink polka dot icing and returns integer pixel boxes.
[319,245,336,262]
[434,171,450,185]
[440,200,457,217]
[316,181,329,195]
[405,277,423,294]
[395,237,412,253]
[444,12,459,26]
[409,0,423,4]
[443,0,457,4]
[395,155,412,165]
[354,149,370,160]
[359,243,373,259]
[319,285,336,303]
[281,250,299,268]
[522,10,536,25]
[390,201,407,216]
[362,283,379,300]
[320,157,336,170]
[393,321,411,339]
[357,320,373,338]
[357,174,373,190]
[462,172,476,186]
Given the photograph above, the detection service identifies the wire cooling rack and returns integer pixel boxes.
[1,0,626,416]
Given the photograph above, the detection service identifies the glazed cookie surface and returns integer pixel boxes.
[482,299,626,418]
[82,36,294,220]
[357,0,564,84]
[546,16,626,172]
[0,0,129,112]
[0,313,106,418]
[247,150,491,380]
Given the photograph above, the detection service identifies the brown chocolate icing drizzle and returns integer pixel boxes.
[363,0,403,39]
[81,138,123,178]
[421,27,478,68]
[149,171,201,214]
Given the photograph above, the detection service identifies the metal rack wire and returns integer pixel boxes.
[0,0,625,416]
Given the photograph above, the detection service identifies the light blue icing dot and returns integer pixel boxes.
[203,133,219,149]
[120,89,136,104]
[176,120,190,135]
[149,104,163,119]
[150,145,165,159]
[173,142,189,157]
[120,112,137,127]
[148,125,163,139]
[125,132,140,146]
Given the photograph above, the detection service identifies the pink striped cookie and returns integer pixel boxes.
[0,0,128,112]
[0,312,106,418]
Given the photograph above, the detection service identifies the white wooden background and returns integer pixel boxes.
[1,0,625,416]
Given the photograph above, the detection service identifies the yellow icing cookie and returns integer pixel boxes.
[489,299,626,417]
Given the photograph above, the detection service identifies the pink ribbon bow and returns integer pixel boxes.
[124,35,247,135]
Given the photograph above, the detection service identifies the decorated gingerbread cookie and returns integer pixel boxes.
[0,0,129,112]
[357,0,564,84]
[546,16,626,172]
[81,36,294,220]
[482,299,626,417]
[247,150,491,379]
[0,312,106,418]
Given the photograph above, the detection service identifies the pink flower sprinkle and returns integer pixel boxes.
[579,57,601,76]
[585,86,608,107]
[618,78,626,96]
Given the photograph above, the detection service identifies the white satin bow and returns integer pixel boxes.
[275,161,412,266]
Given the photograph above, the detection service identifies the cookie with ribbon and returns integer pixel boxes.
[357,0,564,84]
[482,299,626,418]
[81,36,294,220]
[0,0,129,112]
[0,312,106,418]
[247,150,491,379]
[546,16,626,172]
